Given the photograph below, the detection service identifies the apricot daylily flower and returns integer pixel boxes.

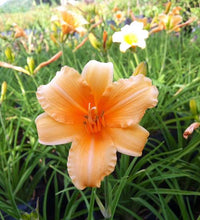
[53,6,88,36]
[112,21,149,52]
[157,13,183,32]
[35,60,158,190]
[13,23,28,39]
[150,6,195,34]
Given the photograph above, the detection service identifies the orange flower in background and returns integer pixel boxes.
[150,3,195,34]
[150,12,194,34]
[114,11,125,25]
[35,60,158,190]
[13,23,27,39]
[52,6,88,36]
[158,13,183,32]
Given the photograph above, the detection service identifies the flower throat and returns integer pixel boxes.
[84,103,105,134]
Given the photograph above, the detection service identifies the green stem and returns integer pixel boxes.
[88,188,96,220]
[0,107,6,147]
[31,75,39,88]
[133,52,139,66]
[104,176,111,219]
[60,42,66,65]
[14,71,30,113]
[160,33,168,75]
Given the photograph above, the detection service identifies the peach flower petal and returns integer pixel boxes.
[81,60,113,105]
[36,66,93,123]
[67,131,117,190]
[183,122,200,139]
[99,74,158,127]
[171,15,182,26]
[107,125,149,156]
[35,113,83,145]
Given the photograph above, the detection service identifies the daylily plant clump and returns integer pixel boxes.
[35,60,158,189]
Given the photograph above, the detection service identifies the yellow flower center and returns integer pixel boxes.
[84,103,105,134]
[124,33,138,45]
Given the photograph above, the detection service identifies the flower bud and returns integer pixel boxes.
[27,57,35,74]
[5,47,15,63]
[0,81,7,104]
[106,36,113,50]
[88,33,101,50]
[103,30,108,50]
[164,2,171,14]
[133,62,147,76]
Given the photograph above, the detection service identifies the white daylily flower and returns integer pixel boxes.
[112,21,149,52]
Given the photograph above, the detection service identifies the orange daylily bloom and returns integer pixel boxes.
[150,13,183,33]
[35,60,158,190]
[13,24,28,39]
[150,4,195,34]
[53,6,88,35]
[160,13,183,31]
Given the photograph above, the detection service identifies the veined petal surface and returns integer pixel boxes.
[35,113,83,145]
[81,60,113,104]
[107,125,149,156]
[67,131,117,190]
[36,66,92,124]
[99,74,158,127]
